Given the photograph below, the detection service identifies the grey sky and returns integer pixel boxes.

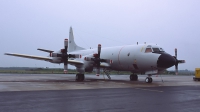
[0,0,199,70]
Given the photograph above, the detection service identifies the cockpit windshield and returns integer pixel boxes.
[145,45,165,53]
[159,48,165,51]
[152,47,165,52]
[152,48,160,52]
[145,45,152,53]
[145,48,152,53]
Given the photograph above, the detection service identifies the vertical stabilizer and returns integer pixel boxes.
[69,27,85,52]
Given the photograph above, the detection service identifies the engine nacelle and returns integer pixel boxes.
[85,67,93,72]
[50,53,62,57]
[50,58,62,63]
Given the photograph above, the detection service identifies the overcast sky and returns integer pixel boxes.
[0,0,199,70]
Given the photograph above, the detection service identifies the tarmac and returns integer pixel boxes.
[0,74,200,112]
[0,74,199,91]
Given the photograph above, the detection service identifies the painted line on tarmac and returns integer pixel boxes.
[134,88,163,93]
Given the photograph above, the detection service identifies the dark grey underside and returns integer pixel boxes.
[0,86,200,112]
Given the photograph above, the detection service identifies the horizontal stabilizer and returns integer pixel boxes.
[37,48,54,53]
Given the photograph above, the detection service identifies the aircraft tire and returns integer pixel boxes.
[149,78,153,83]
[81,74,85,81]
[76,74,85,81]
[130,75,133,81]
[130,74,138,81]
[145,77,153,83]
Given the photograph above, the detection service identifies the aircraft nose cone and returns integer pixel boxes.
[157,53,176,68]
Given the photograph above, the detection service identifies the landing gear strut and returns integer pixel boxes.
[130,74,138,81]
[76,74,85,81]
[145,74,153,83]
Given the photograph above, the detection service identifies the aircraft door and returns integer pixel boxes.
[118,46,136,71]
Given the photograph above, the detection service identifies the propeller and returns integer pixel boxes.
[84,44,112,76]
[63,39,68,73]
[174,48,185,75]
[96,44,102,76]
[50,39,80,73]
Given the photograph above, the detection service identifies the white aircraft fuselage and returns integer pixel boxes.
[52,44,175,75]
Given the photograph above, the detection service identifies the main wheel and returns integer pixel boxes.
[149,77,153,83]
[130,75,133,81]
[81,74,85,81]
[76,74,85,81]
[130,74,138,81]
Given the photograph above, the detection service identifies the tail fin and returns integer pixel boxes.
[69,27,85,52]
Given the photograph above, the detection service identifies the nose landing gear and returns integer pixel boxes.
[145,74,153,83]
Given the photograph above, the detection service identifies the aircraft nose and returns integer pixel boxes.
[157,53,176,68]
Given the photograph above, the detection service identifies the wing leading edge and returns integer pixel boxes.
[4,53,84,65]
[4,53,52,62]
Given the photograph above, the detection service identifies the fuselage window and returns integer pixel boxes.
[145,48,152,53]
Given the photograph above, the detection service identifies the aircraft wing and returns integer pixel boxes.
[4,53,52,62]
[4,53,107,67]
[68,59,84,65]
[4,53,84,65]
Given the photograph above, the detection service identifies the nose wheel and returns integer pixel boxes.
[145,77,153,83]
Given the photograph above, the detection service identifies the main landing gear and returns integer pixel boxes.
[130,74,153,83]
[130,74,138,81]
[76,74,85,81]
[145,74,153,83]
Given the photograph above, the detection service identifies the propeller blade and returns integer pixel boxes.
[173,48,185,75]
[175,48,178,75]
[178,60,185,64]
[175,65,178,75]
[98,44,101,58]
[64,39,68,53]
[175,48,177,58]
[64,39,68,73]
[64,61,68,73]
[96,68,100,76]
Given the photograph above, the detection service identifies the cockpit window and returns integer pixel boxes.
[152,48,160,52]
[145,45,165,53]
[152,47,165,52]
[160,48,165,52]
[145,48,152,53]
